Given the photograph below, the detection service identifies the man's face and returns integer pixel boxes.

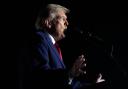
[51,11,69,41]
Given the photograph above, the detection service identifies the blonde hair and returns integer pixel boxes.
[35,4,70,30]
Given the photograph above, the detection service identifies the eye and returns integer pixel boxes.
[57,16,66,20]
[59,17,64,20]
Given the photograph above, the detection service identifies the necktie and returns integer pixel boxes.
[54,43,63,60]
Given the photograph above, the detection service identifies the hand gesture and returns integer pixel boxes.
[70,55,86,77]
[96,73,105,83]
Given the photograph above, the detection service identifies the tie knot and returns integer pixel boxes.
[54,43,59,48]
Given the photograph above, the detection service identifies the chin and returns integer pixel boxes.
[61,33,65,38]
[58,34,65,41]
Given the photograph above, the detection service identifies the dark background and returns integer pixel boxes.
[4,0,127,89]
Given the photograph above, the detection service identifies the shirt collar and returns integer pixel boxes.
[48,33,56,44]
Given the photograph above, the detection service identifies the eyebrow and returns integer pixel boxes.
[57,15,67,19]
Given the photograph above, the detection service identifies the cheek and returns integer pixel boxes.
[54,20,65,32]
[56,22,65,30]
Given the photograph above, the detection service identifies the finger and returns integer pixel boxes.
[78,54,85,60]
[81,63,87,69]
[72,69,82,77]
[73,55,86,70]
[74,58,85,69]
[96,78,105,83]
[98,73,102,79]
[83,71,86,75]
[76,55,85,64]
[78,69,86,75]
[78,69,84,75]
[81,55,86,61]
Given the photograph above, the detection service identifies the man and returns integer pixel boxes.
[30,4,86,89]
[29,4,105,89]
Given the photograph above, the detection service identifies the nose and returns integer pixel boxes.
[65,20,69,26]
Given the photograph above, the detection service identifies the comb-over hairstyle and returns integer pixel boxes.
[35,4,70,30]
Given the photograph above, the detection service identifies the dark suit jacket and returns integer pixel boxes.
[33,31,66,69]
[27,31,70,89]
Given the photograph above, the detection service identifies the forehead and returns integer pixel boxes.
[56,11,67,18]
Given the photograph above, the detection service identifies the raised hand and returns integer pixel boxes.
[70,55,86,77]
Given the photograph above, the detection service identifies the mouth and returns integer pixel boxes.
[65,26,67,30]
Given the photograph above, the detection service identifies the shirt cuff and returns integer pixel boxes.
[68,77,73,85]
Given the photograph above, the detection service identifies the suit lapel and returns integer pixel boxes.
[42,32,66,68]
